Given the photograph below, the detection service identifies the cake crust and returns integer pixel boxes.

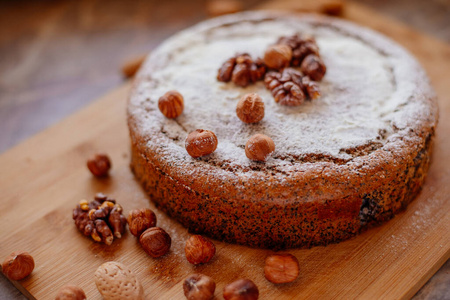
[127,12,438,249]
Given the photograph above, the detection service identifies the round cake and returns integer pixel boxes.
[127,12,438,249]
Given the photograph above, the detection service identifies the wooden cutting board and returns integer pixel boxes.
[0,2,449,299]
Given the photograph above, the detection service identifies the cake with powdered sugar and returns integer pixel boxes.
[127,12,438,249]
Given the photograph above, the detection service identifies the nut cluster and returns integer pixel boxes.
[236,93,265,124]
[139,227,171,258]
[217,53,266,87]
[264,253,299,284]
[183,273,216,300]
[128,208,157,237]
[72,193,127,245]
[185,129,218,158]
[245,134,275,162]
[2,251,34,281]
[158,90,184,119]
[185,235,216,265]
[87,153,111,177]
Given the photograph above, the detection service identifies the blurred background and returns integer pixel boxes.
[0,0,449,299]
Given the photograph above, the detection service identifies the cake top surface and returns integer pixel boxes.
[128,12,437,176]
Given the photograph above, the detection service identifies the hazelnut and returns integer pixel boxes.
[87,153,111,177]
[320,0,345,16]
[158,90,184,119]
[185,235,216,265]
[264,253,299,284]
[236,93,265,124]
[300,54,326,81]
[183,273,216,300]
[206,0,243,17]
[223,279,259,300]
[55,285,86,300]
[139,227,171,258]
[185,129,218,158]
[128,208,157,237]
[245,134,275,162]
[263,44,292,70]
[2,251,34,281]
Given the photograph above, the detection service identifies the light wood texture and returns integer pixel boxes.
[0,2,449,300]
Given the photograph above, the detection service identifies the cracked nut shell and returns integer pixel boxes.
[128,208,157,237]
[55,285,86,300]
[185,129,218,158]
[264,253,299,284]
[139,227,171,258]
[245,134,275,162]
[223,279,259,300]
[183,273,216,300]
[236,93,265,124]
[2,251,34,281]
[158,90,184,119]
[185,235,216,265]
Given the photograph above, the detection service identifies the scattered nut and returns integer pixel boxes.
[139,227,171,258]
[223,279,259,300]
[121,54,146,78]
[263,44,292,70]
[185,235,216,265]
[2,252,34,281]
[87,154,111,177]
[300,54,326,81]
[245,134,275,162]
[264,253,299,284]
[128,208,157,237]
[95,261,143,300]
[320,0,345,16]
[183,273,216,300]
[206,0,243,17]
[55,285,86,300]
[236,93,265,124]
[158,90,184,119]
[185,129,218,158]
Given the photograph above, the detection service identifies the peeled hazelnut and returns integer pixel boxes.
[139,227,171,258]
[87,153,111,177]
[300,54,326,81]
[158,90,184,119]
[185,235,216,265]
[128,208,157,237]
[264,44,292,70]
[223,279,259,300]
[236,93,265,124]
[55,285,86,300]
[185,129,218,158]
[245,134,275,162]
[183,273,216,300]
[2,251,34,281]
[264,253,299,284]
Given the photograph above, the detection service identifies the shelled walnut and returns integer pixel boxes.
[217,53,266,87]
[72,193,127,245]
[264,68,320,106]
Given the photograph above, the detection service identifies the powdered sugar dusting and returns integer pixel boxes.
[128,13,436,174]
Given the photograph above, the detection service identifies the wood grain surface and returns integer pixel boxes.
[0,1,449,300]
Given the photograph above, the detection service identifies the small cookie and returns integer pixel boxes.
[94,261,143,300]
